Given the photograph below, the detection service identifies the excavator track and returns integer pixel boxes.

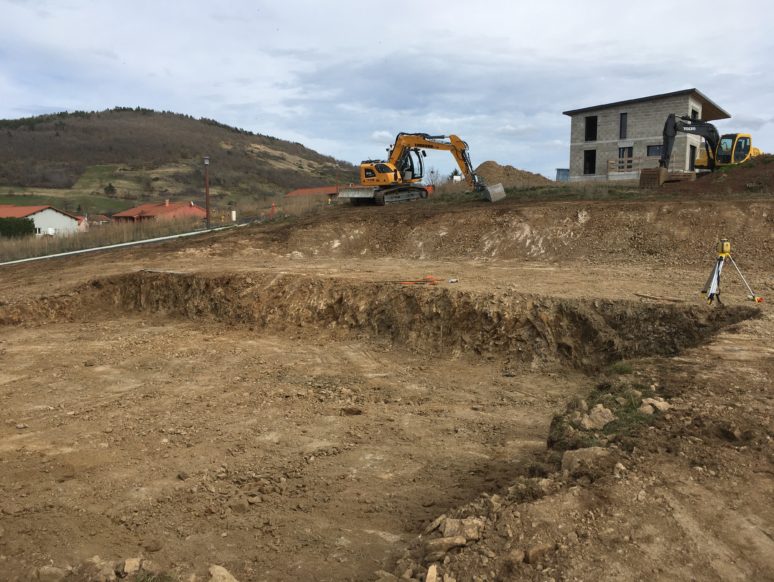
[338,185,428,205]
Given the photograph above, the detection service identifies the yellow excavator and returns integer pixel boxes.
[660,113,761,171]
[337,133,505,205]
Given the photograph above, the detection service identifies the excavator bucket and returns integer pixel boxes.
[483,183,506,202]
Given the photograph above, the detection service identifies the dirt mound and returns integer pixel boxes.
[231,199,774,271]
[475,160,553,189]
[662,154,774,195]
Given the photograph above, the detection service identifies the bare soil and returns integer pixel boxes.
[0,195,772,581]
[661,154,774,196]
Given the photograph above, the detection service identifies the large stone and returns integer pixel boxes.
[441,517,485,541]
[209,565,240,582]
[561,447,612,476]
[422,514,447,535]
[424,535,466,555]
[642,397,670,412]
[525,542,554,564]
[119,558,141,576]
[507,548,525,565]
[579,404,616,430]
[425,564,439,582]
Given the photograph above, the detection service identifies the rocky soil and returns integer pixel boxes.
[0,195,771,581]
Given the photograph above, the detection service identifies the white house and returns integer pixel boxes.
[0,205,82,236]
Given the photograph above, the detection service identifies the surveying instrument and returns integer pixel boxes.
[702,239,763,305]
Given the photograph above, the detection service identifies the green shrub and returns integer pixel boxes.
[0,217,34,238]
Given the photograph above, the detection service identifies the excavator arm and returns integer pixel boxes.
[660,113,720,170]
[388,133,485,190]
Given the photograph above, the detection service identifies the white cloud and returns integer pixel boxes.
[0,0,772,179]
[370,130,393,142]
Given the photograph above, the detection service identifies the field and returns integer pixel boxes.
[0,194,772,581]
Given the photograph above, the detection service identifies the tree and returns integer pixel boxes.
[425,167,444,187]
[0,217,35,238]
[104,182,117,196]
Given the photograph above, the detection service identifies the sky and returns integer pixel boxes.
[1,0,773,179]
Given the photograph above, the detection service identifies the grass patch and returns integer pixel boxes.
[0,218,203,262]
[131,573,175,582]
[548,380,659,452]
[607,360,633,375]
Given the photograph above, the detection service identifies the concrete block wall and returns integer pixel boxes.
[568,95,705,180]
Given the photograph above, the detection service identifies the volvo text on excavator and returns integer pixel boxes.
[337,133,505,205]
[659,113,760,172]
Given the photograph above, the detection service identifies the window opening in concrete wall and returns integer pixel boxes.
[647,145,662,157]
[584,116,598,141]
[619,112,628,139]
[691,108,699,120]
[689,145,697,171]
[583,150,596,175]
[618,146,634,170]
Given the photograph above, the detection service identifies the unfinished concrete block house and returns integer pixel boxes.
[563,89,730,181]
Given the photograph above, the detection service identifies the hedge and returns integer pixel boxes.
[0,217,35,238]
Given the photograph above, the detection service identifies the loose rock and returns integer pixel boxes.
[425,564,439,582]
[507,548,525,565]
[424,535,467,556]
[561,447,611,476]
[209,564,240,582]
[580,404,615,430]
[643,397,670,412]
[119,558,141,577]
[525,542,554,564]
[441,517,485,541]
[143,539,163,553]
[423,514,447,535]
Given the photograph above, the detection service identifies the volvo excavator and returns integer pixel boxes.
[659,113,760,171]
[337,133,505,205]
[641,113,761,188]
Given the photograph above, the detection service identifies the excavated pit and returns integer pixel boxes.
[1,271,758,370]
[0,270,763,581]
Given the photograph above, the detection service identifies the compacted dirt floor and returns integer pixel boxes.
[0,196,772,581]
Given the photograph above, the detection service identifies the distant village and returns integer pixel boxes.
[0,200,206,237]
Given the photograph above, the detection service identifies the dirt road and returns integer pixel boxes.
[0,197,771,581]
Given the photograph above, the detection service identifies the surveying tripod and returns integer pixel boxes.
[702,239,763,305]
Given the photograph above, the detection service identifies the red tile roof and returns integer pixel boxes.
[0,205,80,220]
[286,186,338,197]
[112,200,205,219]
[0,205,51,218]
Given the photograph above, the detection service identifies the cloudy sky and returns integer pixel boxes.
[1,0,772,178]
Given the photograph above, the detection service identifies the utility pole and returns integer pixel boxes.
[203,156,211,229]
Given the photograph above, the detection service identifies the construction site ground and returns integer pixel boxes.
[0,194,773,581]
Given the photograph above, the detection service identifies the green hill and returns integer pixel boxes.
[0,108,357,215]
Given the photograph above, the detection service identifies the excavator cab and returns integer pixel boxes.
[359,147,426,187]
[716,133,754,165]
[396,148,425,182]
